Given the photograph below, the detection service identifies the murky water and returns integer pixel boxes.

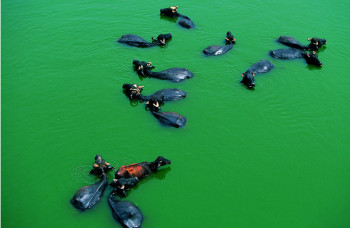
[3,0,350,227]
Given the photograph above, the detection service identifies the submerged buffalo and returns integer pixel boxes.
[118,33,172,47]
[178,15,195,29]
[145,95,164,112]
[152,111,187,128]
[90,154,114,175]
[133,59,194,82]
[160,6,195,29]
[277,36,327,51]
[122,84,187,102]
[241,60,274,88]
[269,49,322,67]
[203,31,236,56]
[115,156,171,180]
[110,177,139,197]
[71,173,108,211]
[71,155,114,211]
[108,191,143,228]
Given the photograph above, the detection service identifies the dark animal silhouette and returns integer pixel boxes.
[108,191,143,228]
[269,49,322,67]
[118,33,172,47]
[71,155,114,211]
[160,6,195,29]
[203,31,236,56]
[241,60,274,88]
[123,84,187,102]
[110,177,139,197]
[71,173,108,211]
[152,111,187,128]
[277,36,326,51]
[133,59,193,82]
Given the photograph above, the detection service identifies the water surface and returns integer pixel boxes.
[2,0,350,227]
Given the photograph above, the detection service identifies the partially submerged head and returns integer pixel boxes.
[241,71,255,88]
[154,156,171,168]
[160,6,179,17]
[110,177,139,197]
[145,94,164,112]
[133,59,155,75]
[90,154,114,175]
[304,51,322,67]
[225,31,236,44]
[123,83,144,100]
[308,37,327,46]
[307,37,327,50]
[156,33,172,46]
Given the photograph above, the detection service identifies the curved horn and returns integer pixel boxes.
[308,38,311,41]
[241,73,244,77]
[252,73,255,77]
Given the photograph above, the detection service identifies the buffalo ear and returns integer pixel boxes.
[312,51,316,54]
[307,54,310,57]
[252,73,255,77]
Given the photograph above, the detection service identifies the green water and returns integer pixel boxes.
[2,0,350,227]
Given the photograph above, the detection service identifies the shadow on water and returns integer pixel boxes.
[317,46,327,53]
[306,65,323,71]
[160,15,178,24]
[124,167,172,197]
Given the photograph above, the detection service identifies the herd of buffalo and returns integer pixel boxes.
[119,6,327,129]
[71,6,327,227]
[71,155,171,227]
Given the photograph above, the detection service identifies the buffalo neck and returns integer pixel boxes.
[144,69,159,77]
[146,160,159,172]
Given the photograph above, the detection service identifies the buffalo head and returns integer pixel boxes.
[225,31,236,44]
[90,154,114,175]
[133,59,154,75]
[155,156,171,168]
[304,51,322,67]
[241,71,255,88]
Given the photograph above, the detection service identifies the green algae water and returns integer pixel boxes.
[2,0,350,227]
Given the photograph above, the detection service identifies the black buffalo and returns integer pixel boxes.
[152,111,187,128]
[277,36,327,51]
[108,191,143,228]
[269,49,322,67]
[122,84,187,102]
[71,155,114,211]
[133,59,194,82]
[160,6,195,29]
[118,34,172,47]
[203,31,236,56]
[241,60,274,88]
